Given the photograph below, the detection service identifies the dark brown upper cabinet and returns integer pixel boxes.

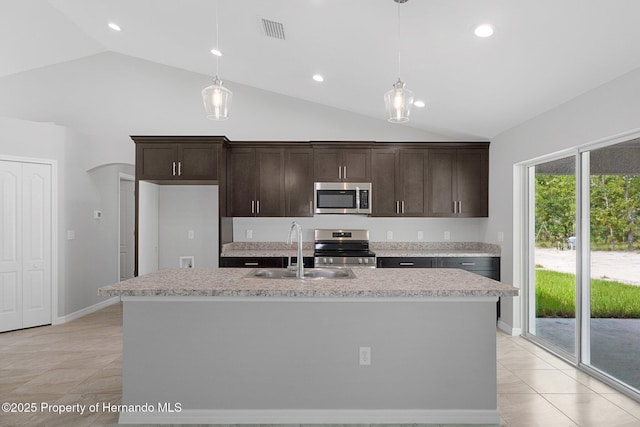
[313,148,371,182]
[284,148,314,217]
[427,148,488,217]
[372,148,428,216]
[133,136,224,182]
[228,147,285,217]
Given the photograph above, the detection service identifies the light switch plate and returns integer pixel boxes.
[444,231,451,240]
[246,229,253,239]
[417,231,424,240]
[386,231,393,240]
[188,230,195,239]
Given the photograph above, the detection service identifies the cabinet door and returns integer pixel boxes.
[456,149,488,217]
[371,149,399,216]
[314,150,341,182]
[398,149,427,216]
[228,148,256,216]
[285,148,314,217]
[427,149,456,216]
[136,144,178,180]
[179,144,218,180]
[256,148,285,216]
[341,149,371,182]
[219,257,283,268]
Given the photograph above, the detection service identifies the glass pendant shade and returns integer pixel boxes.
[384,78,414,123]
[202,76,232,120]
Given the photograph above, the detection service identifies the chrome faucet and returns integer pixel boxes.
[287,221,304,278]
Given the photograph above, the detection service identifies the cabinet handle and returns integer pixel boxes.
[244,262,259,266]
[461,262,476,266]
[309,200,313,214]
[251,200,255,214]
[343,166,347,179]
[338,166,342,179]
[172,161,177,176]
[458,201,462,213]
[178,161,182,176]
[401,200,405,214]
[396,201,400,214]
[399,262,415,266]
[256,200,260,214]
[452,201,456,213]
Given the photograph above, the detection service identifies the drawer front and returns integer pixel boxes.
[436,257,498,270]
[377,257,435,268]
[220,257,283,268]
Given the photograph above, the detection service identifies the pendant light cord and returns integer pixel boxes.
[397,0,401,79]
[215,0,220,76]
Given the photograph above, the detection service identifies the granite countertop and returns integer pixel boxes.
[220,241,500,258]
[98,267,518,298]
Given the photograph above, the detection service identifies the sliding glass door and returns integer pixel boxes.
[588,141,640,390]
[528,156,577,358]
[525,137,640,394]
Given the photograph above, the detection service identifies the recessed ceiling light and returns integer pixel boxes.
[312,74,324,82]
[210,48,222,57]
[474,24,494,38]
[413,100,425,108]
[108,22,121,32]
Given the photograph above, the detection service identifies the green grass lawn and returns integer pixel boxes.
[536,269,640,318]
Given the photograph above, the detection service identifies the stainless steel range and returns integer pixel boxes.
[314,229,376,268]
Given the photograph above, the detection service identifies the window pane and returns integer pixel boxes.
[589,138,640,390]
[531,156,577,356]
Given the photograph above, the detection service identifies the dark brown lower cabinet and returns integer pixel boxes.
[219,257,314,268]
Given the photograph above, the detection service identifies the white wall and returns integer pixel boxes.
[158,185,218,269]
[0,52,457,170]
[489,67,640,333]
[0,117,133,317]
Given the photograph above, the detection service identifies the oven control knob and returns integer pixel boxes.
[329,258,334,264]
[323,258,327,264]
[364,258,369,264]
[358,258,363,264]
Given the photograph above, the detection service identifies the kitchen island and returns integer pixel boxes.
[99,267,518,425]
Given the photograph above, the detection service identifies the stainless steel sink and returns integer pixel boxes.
[247,268,356,280]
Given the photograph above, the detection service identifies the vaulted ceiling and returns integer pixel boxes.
[4,0,640,140]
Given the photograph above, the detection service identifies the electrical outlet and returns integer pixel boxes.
[386,231,393,240]
[93,210,102,219]
[246,229,253,239]
[359,346,371,366]
[498,231,504,242]
[67,230,75,240]
[188,230,195,239]
[444,231,450,240]
[417,230,424,240]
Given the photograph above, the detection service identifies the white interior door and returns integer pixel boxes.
[0,161,23,332]
[0,160,52,332]
[21,163,52,328]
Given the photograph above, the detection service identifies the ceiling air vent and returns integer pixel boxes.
[261,18,285,40]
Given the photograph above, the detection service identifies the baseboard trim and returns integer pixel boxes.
[497,319,522,336]
[118,408,500,425]
[53,297,120,324]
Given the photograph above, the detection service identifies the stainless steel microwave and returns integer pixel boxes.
[314,182,372,214]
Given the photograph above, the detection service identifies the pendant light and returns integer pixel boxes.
[384,0,414,123]
[202,0,232,120]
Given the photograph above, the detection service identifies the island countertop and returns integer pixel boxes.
[98,267,518,298]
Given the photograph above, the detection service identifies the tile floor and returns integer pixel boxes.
[1,303,640,426]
